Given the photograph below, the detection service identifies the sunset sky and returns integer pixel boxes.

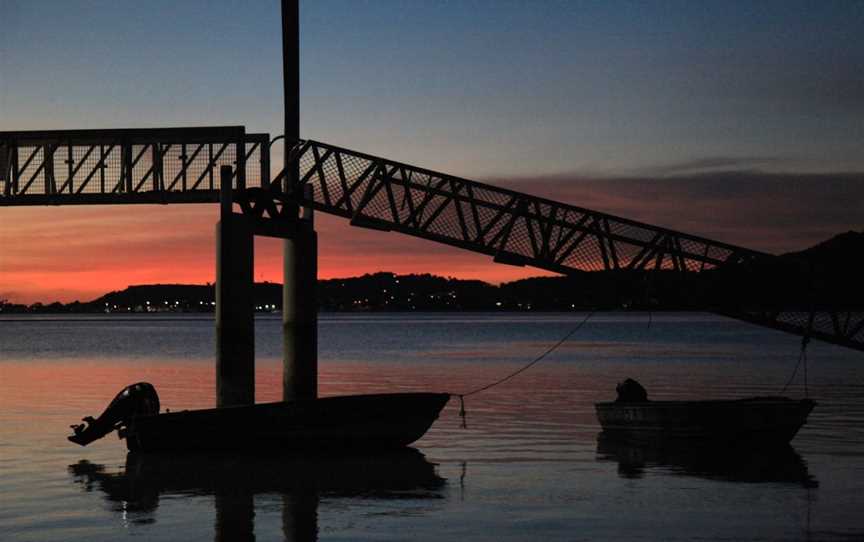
[1,0,862,303]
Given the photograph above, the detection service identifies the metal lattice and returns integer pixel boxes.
[269,140,862,352]
[0,127,269,204]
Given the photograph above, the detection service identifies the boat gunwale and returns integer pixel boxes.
[595,397,815,409]
[132,392,450,421]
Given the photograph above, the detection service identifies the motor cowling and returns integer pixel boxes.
[615,378,648,403]
[68,382,160,446]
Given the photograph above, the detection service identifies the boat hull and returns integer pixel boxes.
[123,393,450,453]
[595,397,815,444]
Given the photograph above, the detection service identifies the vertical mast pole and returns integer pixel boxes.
[282,0,318,401]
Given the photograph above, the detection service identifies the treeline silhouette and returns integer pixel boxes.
[2,231,860,314]
[0,272,688,313]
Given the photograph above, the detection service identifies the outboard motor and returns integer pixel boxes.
[615,378,648,403]
[68,382,160,446]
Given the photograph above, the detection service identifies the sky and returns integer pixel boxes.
[1,0,862,303]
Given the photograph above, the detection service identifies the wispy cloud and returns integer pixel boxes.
[631,156,785,177]
[491,170,864,252]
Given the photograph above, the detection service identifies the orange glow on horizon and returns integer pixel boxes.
[2,173,858,304]
[0,205,554,304]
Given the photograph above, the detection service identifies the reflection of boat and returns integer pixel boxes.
[69,384,449,452]
[596,432,817,487]
[595,379,815,444]
[69,448,446,500]
[68,448,446,538]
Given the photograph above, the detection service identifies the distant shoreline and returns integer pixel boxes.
[0,270,717,314]
[3,230,862,314]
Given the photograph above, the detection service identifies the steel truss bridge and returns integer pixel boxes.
[2,127,862,352]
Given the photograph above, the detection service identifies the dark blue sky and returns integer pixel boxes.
[2,0,862,177]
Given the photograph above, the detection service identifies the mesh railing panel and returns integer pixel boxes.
[0,129,266,202]
[289,140,863,352]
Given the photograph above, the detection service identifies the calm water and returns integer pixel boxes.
[1,312,863,541]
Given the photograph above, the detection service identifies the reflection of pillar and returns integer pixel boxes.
[281,492,319,542]
[282,0,318,401]
[216,165,255,407]
[214,492,256,542]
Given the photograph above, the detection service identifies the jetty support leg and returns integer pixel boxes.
[216,165,255,407]
[282,207,317,401]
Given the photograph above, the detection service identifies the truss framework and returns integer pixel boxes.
[273,140,863,352]
[1,129,861,352]
[0,127,268,205]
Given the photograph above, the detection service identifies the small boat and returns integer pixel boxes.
[69,383,449,452]
[595,379,815,445]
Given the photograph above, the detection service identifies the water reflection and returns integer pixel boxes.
[596,433,818,487]
[69,448,445,540]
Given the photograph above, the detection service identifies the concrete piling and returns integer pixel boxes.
[215,165,255,407]
[282,202,317,401]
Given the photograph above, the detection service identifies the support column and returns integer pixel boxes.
[216,165,255,407]
[283,208,317,401]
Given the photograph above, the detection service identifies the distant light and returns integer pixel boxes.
[496,302,502,307]
[145,301,150,305]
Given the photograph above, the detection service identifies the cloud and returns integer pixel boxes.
[632,156,785,177]
[491,170,864,252]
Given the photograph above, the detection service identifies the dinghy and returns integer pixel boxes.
[595,379,814,444]
[69,383,449,452]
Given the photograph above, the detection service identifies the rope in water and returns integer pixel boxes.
[452,308,813,428]
[781,310,814,398]
[781,335,810,397]
[452,310,596,427]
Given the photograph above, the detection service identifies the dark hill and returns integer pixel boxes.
[93,283,283,312]
[784,230,863,269]
[3,231,861,313]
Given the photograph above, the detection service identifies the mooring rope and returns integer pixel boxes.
[453,310,596,428]
[781,335,810,397]
[781,310,814,397]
